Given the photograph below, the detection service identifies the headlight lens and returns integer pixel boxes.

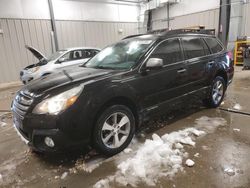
[28,67,40,73]
[33,85,83,115]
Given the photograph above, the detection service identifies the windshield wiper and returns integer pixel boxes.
[95,65,116,70]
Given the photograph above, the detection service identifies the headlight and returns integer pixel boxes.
[33,85,83,115]
[28,67,40,73]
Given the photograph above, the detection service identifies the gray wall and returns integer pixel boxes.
[0,18,53,83]
[241,2,250,37]
[56,20,138,49]
[152,8,220,33]
[0,18,138,83]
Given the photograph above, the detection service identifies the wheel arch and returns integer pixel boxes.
[92,96,141,134]
[214,69,228,86]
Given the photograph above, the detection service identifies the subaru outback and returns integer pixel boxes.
[12,30,234,155]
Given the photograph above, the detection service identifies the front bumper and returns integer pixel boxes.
[13,112,89,153]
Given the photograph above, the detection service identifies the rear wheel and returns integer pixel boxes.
[203,76,226,108]
[93,105,135,156]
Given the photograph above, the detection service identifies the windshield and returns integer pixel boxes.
[84,38,154,70]
[47,50,67,61]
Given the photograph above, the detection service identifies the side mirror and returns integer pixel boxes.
[58,57,66,63]
[146,58,163,69]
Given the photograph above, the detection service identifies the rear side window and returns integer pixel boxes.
[151,38,183,65]
[204,38,223,54]
[182,37,209,59]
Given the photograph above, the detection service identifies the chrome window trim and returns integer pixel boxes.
[138,37,185,73]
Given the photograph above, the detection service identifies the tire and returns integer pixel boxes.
[203,76,226,108]
[93,105,135,156]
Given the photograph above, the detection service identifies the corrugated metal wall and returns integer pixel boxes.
[0,18,138,83]
[241,2,250,37]
[56,21,138,49]
[152,9,220,33]
[0,18,53,83]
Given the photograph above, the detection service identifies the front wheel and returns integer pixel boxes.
[93,105,135,156]
[203,76,226,108]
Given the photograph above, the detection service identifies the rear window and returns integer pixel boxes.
[182,37,209,59]
[204,37,223,54]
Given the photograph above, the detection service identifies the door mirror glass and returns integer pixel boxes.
[146,58,163,69]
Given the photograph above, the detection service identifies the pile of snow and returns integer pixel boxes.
[93,116,227,188]
[233,103,242,110]
[94,128,204,187]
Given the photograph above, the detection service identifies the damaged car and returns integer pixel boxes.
[12,30,234,156]
[20,45,100,84]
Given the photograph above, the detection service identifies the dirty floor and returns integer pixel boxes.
[0,67,250,188]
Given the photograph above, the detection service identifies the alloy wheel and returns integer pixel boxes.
[101,112,131,149]
[212,80,224,105]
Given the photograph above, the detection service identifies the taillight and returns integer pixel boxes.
[227,51,233,60]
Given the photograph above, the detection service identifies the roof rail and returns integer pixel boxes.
[164,29,216,35]
[122,34,145,40]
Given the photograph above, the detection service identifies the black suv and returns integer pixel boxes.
[12,30,234,155]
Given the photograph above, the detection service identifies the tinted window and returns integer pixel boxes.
[205,37,223,54]
[182,37,208,59]
[151,39,182,65]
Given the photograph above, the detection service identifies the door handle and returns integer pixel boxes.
[208,61,215,66]
[177,68,187,74]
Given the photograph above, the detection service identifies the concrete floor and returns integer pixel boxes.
[0,67,250,188]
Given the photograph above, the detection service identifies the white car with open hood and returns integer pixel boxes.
[20,45,100,84]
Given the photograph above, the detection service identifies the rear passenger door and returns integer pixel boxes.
[181,36,211,92]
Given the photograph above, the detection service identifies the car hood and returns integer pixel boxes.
[22,67,116,95]
[25,45,47,61]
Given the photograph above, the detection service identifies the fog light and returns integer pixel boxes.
[44,137,55,147]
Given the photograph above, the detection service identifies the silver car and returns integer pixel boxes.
[20,45,100,84]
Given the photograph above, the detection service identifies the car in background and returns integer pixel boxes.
[20,45,100,84]
[12,30,234,156]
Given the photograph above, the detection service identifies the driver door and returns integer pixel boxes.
[133,38,189,116]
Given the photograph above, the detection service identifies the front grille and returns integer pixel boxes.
[12,91,34,118]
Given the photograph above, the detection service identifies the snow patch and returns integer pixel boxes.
[233,128,240,132]
[94,178,112,188]
[72,157,105,173]
[185,159,195,167]
[194,116,227,133]
[194,153,199,158]
[61,172,68,179]
[0,121,7,127]
[93,116,227,187]
[224,167,235,176]
[124,148,132,154]
[233,103,242,110]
